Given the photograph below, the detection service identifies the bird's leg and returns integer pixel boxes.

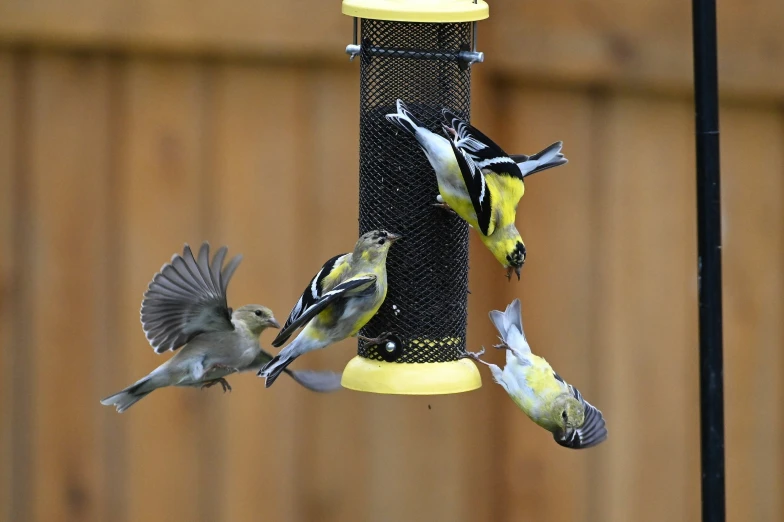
[200,378,232,393]
[432,195,456,214]
[356,332,392,345]
[205,363,239,374]
[493,341,510,352]
[462,347,493,367]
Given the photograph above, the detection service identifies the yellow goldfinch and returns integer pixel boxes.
[385,100,567,280]
[259,230,401,387]
[466,299,607,449]
[100,243,342,413]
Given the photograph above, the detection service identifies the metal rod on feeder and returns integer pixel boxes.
[691,0,726,520]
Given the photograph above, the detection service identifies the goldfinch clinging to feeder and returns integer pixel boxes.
[259,230,401,388]
[385,100,567,280]
[100,243,342,413]
[465,299,607,449]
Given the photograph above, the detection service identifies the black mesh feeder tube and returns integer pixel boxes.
[339,0,489,394]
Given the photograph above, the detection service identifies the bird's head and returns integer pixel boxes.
[552,395,586,431]
[232,305,280,336]
[354,229,402,263]
[481,226,526,281]
[505,241,526,281]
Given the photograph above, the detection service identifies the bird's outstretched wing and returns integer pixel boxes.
[140,242,241,353]
[272,254,375,347]
[442,109,523,179]
[554,385,608,449]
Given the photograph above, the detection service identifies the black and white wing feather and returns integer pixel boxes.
[140,242,241,353]
[449,139,493,236]
[276,254,347,335]
[442,108,523,179]
[554,384,608,449]
[272,253,376,347]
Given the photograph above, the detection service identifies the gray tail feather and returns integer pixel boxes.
[511,141,568,178]
[488,298,525,344]
[100,377,156,413]
[284,369,343,392]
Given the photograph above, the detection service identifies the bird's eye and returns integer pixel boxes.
[254,310,262,316]
[561,411,568,420]
[377,239,385,245]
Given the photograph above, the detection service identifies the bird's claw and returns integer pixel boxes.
[462,347,491,367]
[357,332,392,345]
[201,378,232,393]
[493,342,510,351]
[432,203,456,214]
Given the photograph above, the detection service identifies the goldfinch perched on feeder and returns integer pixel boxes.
[385,100,567,280]
[100,243,342,413]
[465,299,607,449]
[259,230,401,388]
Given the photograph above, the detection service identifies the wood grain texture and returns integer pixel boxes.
[295,67,371,522]
[0,0,348,62]
[491,86,600,522]
[210,63,311,522]
[0,51,15,522]
[592,95,700,522]
[721,105,784,522]
[25,52,112,522]
[113,58,211,522]
[0,30,782,522]
[2,0,784,98]
[486,0,784,99]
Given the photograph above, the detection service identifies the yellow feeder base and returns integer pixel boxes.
[342,0,489,23]
[341,356,482,395]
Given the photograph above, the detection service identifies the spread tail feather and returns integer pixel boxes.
[488,298,530,356]
[385,99,425,136]
[100,376,157,413]
[284,369,343,392]
[511,141,568,178]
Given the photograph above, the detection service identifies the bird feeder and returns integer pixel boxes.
[339,0,489,394]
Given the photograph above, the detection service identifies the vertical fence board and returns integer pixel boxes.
[0,51,15,522]
[494,87,599,522]
[211,63,310,522]
[593,95,700,522]
[458,67,504,522]
[296,67,372,522]
[115,58,209,522]
[722,106,784,522]
[26,53,111,522]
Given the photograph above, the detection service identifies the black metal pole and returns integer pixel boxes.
[692,0,725,521]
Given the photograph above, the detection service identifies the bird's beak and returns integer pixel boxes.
[268,317,280,329]
[387,233,403,243]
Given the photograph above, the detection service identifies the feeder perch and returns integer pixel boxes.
[339,0,489,395]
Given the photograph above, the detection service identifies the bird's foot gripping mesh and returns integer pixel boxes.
[356,19,473,364]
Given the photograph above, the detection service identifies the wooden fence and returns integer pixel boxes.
[0,1,782,521]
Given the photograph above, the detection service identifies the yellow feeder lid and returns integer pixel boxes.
[342,0,489,23]
[341,356,482,395]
